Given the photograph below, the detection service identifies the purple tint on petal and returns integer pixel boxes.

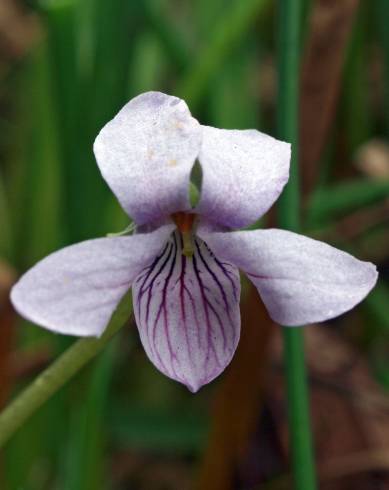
[196,125,291,228]
[132,231,241,392]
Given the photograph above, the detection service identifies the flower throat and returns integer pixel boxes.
[171,212,196,257]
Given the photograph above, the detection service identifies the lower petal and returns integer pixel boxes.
[132,231,241,392]
[199,229,378,326]
[11,225,174,337]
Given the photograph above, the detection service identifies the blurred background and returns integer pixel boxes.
[0,0,389,488]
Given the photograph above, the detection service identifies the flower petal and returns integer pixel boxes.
[199,229,378,325]
[94,92,202,225]
[11,225,174,337]
[196,126,291,228]
[132,231,241,392]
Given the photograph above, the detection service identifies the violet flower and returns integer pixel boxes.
[11,92,378,392]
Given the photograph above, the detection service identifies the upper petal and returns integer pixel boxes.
[94,92,202,225]
[11,225,174,337]
[199,228,378,326]
[132,231,241,392]
[196,126,291,228]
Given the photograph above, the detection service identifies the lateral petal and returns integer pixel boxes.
[199,229,378,326]
[11,225,174,337]
[132,231,241,392]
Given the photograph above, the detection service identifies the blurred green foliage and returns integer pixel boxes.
[0,0,388,488]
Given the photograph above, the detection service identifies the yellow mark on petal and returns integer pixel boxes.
[168,158,178,167]
[182,231,194,257]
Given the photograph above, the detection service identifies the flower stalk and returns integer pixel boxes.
[277,0,317,489]
[0,294,132,448]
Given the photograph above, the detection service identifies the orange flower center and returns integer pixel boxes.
[171,212,196,233]
[171,212,197,257]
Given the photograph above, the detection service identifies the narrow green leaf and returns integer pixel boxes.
[306,179,389,227]
[209,40,260,129]
[129,30,167,96]
[277,0,317,487]
[142,0,191,71]
[177,0,270,108]
[12,43,63,268]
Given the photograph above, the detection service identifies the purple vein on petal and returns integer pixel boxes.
[135,242,171,321]
[203,241,239,302]
[135,242,175,374]
[177,235,195,368]
[194,239,237,345]
[151,233,179,374]
[191,250,222,369]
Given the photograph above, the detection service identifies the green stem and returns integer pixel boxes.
[277,1,317,489]
[0,294,132,449]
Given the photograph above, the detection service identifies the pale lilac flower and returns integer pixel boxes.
[11,92,378,392]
